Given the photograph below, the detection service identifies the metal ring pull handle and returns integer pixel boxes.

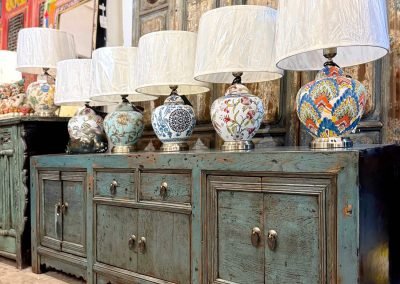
[110,179,118,195]
[128,235,136,249]
[267,229,278,251]
[138,237,146,253]
[251,227,261,247]
[61,202,68,214]
[160,182,168,198]
[55,202,61,216]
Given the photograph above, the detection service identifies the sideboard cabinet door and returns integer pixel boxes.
[207,175,334,284]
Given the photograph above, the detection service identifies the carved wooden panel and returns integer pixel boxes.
[385,0,400,143]
[140,0,168,13]
[140,9,167,35]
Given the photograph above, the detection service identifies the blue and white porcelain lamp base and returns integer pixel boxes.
[297,48,366,149]
[210,73,264,151]
[103,95,144,153]
[151,86,196,152]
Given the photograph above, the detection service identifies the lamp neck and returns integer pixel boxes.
[169,85,178,96]
[232,72,243,85]
[121,95,129,103]
[323,48,340,68]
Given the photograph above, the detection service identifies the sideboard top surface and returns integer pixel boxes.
[0,116,69,126]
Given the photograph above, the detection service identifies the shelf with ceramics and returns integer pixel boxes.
[0,79,34,118]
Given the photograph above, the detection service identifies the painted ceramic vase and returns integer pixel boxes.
[103,100,144,153]
[296,65,366,138]
[211,83,264,142]
[26,79,58,116]
[66,107,108,154]
[151,94,196,148]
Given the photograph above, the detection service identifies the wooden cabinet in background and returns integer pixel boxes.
[0,117,68,268]
[31,145,400,283]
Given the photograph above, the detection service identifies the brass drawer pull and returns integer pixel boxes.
[267,229,278,251]
[138,237,146,253]
[251,227,261,247]
[160,181,168,198]
[55,202,61,216]
[128,235,136,249]
[109,179,118,195]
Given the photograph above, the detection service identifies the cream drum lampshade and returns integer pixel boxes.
[194,5,283,151]
[55,58,108,154]
[90,46,156,153]
[16,27,76,75]
[0,51,22,84]
[136,31,210,151]
[16,27,77,116]
[275,0,390,148]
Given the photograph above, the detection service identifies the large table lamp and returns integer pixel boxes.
[275,0,390,148]
[55,59,108,154]
[136,31,210,152]
[90,47,157,153]
[194,5,283,151]
[16,28,76,116]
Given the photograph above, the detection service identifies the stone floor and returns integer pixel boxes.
[0,257,85,284]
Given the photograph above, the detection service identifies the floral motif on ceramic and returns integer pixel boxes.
[0,80,33,117]
[211,83,264,141]
[26,80,58,115]
[68,108,105,140]
[296,66,366,138]
[151,94,196,143]
[104,105,144,147]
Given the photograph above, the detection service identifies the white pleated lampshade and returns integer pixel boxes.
[55,59,103,106]
[90,46,157,103]
[275,0,390,70]
[194,5,283,84]
[16,27,76,75]
[0,50,22,84]
[136,30,210,96]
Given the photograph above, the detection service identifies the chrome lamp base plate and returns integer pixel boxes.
[160,142,189,152]
[310,137,353,149]
[112,145,136,153]
[221,141,254,151]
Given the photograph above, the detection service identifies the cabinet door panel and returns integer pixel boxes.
[61,172,86,257]
[40,177,62,250]
[96,205,138,271]
[217,191,264,284]
[137,210,190,284]
[264,193,321,284]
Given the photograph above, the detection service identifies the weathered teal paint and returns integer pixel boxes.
[30,145,399,283]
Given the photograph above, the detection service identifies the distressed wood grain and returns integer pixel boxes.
[95,170,136,200]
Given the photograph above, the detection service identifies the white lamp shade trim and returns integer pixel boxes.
[16,27,76,75]
[0,50,22,84]
[194,5,283,84]
[136,30,210,96]
[275,0,390,70]
[90,46,157,103]
[55,59,104,106]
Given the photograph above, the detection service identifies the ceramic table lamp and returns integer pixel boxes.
[90,46,157,153]
[194,5,283,151]
[16,27,76,116]
[55,59,108,154]
[136,31,210,152]
[275,0,390,148]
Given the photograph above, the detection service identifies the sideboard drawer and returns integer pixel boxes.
[139,171,191,204]
[95,170,136,200]
[0,128,13,152]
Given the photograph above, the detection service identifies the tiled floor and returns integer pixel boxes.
[0,257,85,284]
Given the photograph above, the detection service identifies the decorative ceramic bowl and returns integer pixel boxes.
[151,94,196,151]
[296,65,366,139]
[211,83,264,149]
[26,79,58,116]
[104,100,144,153]
[66,107,108,154]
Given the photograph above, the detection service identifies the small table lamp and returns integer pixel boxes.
[55,59,108,154]
[136,31,210,152]
[90,47,157,153]
[194,5,283,151]
[16,27,76,116]
[275,0,390,148]
[0,51,22,84]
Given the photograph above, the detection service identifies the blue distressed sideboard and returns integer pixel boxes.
[30,145,400,283]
